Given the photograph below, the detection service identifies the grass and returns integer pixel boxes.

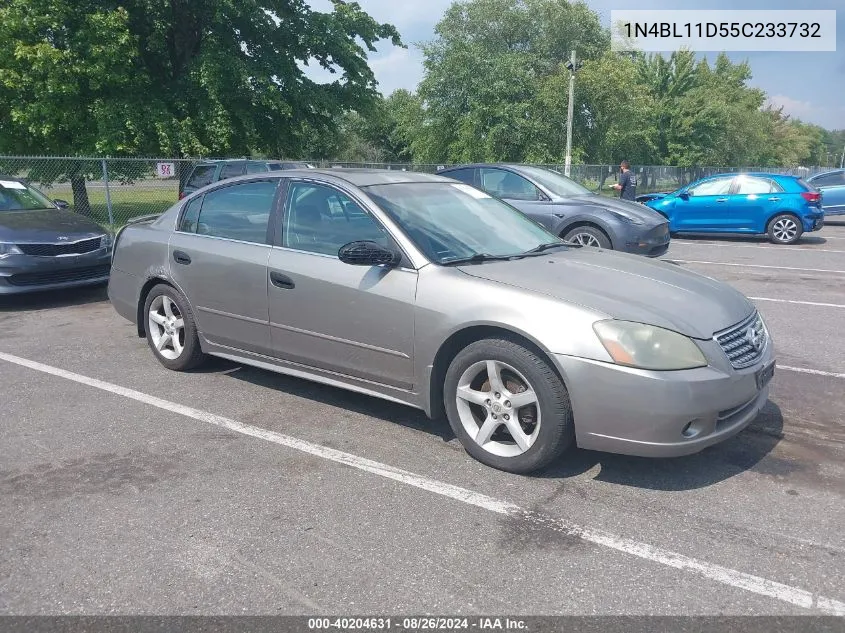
[45,185,178,229]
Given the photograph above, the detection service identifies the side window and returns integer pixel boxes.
[178,196,203,233]
[195,180,277,244]
[186,165,216,189]
[812,172,845,187]
[246,162,268,174]
[283,182,389,257]
[479,168,541,201]
[444,168,476,186]
[219,162,246,180]
[735,177,775,195]
[688,177,733,197]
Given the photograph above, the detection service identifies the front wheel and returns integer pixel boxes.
[767,214,803,245]
[443,338,574,474]
[563,225,612,249]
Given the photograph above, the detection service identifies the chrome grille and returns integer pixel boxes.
[714,312,767,370]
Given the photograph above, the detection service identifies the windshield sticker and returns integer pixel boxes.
[0,180,26,189]
[451,183,491,199]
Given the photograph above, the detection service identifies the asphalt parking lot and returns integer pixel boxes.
[1,221,844,616]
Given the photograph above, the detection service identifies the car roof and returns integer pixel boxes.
[209,168,456,188]
[195,158,291,165]
[439,163,537,171]
[703,172,802,180]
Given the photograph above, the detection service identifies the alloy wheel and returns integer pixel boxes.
[148,295,186,360]
[772,217,798,242]
[567,232,602,247]
[454,360,541,457]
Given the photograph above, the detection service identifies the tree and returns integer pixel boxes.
[0,0,401,211]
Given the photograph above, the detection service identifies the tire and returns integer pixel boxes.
[142,284,206,371]
[563,225,612,249]
[767,213,803,245]
[443,337,574,474]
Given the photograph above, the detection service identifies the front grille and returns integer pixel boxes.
[7,264,110,287]
[715,312,767,369]
[17,237,102,256]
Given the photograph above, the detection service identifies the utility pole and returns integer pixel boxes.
[840,144,845,169]
[563,50,577,177]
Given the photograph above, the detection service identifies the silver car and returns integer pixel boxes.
[109,169,776,473]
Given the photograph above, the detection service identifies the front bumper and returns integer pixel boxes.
[0,250,112,295]
[554,342,774,458]
[620,222,670,257]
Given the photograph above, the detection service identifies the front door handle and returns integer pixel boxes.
[715,197,729,203]
[768,197,781,202]
[173,250,191,265]
[270,271,295,290]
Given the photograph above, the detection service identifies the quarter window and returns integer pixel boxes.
[283,182,389,256]
[178,196,203,233]
[192,180,277,244]
[479,168,542,201]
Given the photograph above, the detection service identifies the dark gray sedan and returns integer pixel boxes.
[109,169,774,474]
[0,177,113,294]
[439,164,670,256]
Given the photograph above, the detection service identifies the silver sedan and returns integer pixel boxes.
[108,169,775,473]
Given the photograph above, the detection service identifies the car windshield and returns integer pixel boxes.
[0,179,56,211]
[516,166,592,197]
[363,182,561,264]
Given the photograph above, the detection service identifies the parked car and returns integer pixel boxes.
[438,164,670,257]
[635,192,670,204]
[179,159,312,199]
[109,169,774,474]
[0,177,112,294]
[807,169,845,217]
[645,173,824,244]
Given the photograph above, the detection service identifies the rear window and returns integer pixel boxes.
[797,179,816,191]
[186,165,216,189]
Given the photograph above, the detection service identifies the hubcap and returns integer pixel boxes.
[773,218,798,242]
[455,360,541,458]
[568,232,601,247]
[148,295,185,360]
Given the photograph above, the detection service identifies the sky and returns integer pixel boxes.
[305,0,844,131]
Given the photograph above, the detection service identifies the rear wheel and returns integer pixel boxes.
[143,284,206,371]
[563,225,611,249]
[443,338,574,474]
[767,214,803,245]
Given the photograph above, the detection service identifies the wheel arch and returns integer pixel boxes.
[136,276,184,338]
[426,324,570,421]
[558,220,614,248]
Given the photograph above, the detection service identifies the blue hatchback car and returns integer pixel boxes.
[807,169,845,217]
[645,173,824,244]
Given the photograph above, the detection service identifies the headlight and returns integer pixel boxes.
[101,233,114,250]
[0,242,23,258]
[607,210,644,225]
[593,320,707,370]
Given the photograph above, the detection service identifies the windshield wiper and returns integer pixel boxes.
[520,241,570,256]
[442,253,515,266]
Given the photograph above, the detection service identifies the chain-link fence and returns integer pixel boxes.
[0,156,833,228]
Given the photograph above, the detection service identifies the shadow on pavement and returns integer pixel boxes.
[0,283,108,312]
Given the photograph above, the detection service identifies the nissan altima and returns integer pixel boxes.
[109,169,775,473]
[0,177,113,294]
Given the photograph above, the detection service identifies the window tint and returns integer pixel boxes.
[194,180,277,243]
[219,162,246,180]
[267,163,283,170]
[735,177,775,195]
[443,168,476,186]
[186,165,216,189]
[479,168,541,201]
[688,178,732,196]
[283,182,389,257]
[178,196,203,232]
[811,172,845,187]
[246,162,268,174]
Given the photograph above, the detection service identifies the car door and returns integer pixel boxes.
[674,176,735,231]
[812,171,845,215]
[267,179,417,390]
[728,175,781,230]
[168,179,280,356]
[477,167,552,228]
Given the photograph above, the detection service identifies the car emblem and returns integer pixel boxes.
[746,325,763,352]
[57,236,69,241]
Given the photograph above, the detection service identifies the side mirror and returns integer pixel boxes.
[338,240,401,267]
[679,192,690,200]
[54,199,70,209]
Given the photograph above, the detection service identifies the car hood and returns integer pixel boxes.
[0,209,105,241]
[565,194,666,225]
[458,247,753,339]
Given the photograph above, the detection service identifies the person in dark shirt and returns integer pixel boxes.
[612,160,637,201]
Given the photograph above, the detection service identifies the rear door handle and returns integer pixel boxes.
[768,197,781,202]
[715,197,729,203]
[270,271,295,290]
[173,250,191,265]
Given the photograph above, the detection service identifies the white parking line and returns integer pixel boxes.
[749,297,845,309]
[779,365,845,379]
[0,350,843,615]
[675,242,845,254]
[669,260,845,274]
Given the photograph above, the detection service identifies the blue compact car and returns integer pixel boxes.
[645,173,825,244]
[807,169,845,217]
